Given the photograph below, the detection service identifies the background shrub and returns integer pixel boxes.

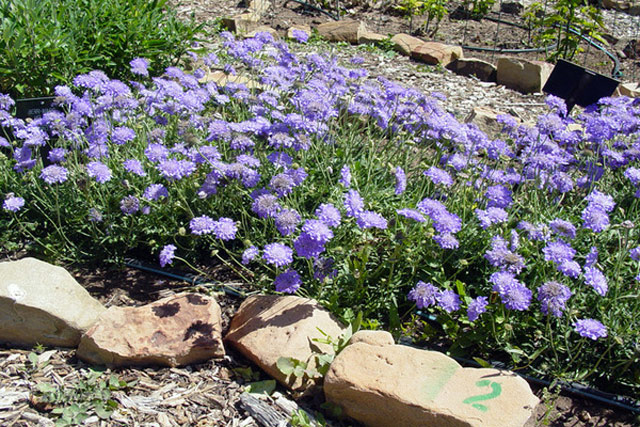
[0,0,202,98]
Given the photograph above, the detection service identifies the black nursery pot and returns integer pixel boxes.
[543,59,619,113]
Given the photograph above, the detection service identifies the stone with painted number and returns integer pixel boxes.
[0,258,105,348]
[324,342,538,427]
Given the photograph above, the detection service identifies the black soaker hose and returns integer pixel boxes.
[283,0,339,21]
[124,258,640,415]
[459,15,623,78]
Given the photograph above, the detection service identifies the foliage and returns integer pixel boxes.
[0,0,202,98]
[524,0,604,61]
[1,31,640,397]
[32,369,134,426]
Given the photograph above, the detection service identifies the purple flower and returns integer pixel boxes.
[437,290,461,313]
[291,29,309,43]
[313,257,337,281]
[624,167,640,186]
[397,208,426,222]
[263,242,293,267]
[424,166,453,187]
[112,126,136,145]
[40,165,68,184]
[123,159,146,176]
[517,221,550,242]
[274,269,302,293]
[356,210,388,230]
[3,195,24,212]
[490,271,531,311]
[89,208,103,222]
[143,184,169,201]
[434,233,459,249]
[120,195,139,215]
[87,161,112,183]
[475,207,508,229]
[581,206,609,233]
[294,233,326,259]
[190,215,215,235]
[47,148,67,163]
[242,246,259,264]
[339,165,351,187]
[251,191,281,218]
[130,57,150,77]
[586,189,615,213]
[584,266,608,296]
[269,173,296,197]
[543,239,576,264]
[394,166,406,195]
[484,236,525,274]
[549,218,577,240]
[485,185,512,209]
[145,143,169,162]
[316,203,341,227]
[537,281,572,317]
[212,217,237,241]
[275,208,301,236]
[157,159,195,180]
[467,296,488,322]
[585,246,598,268]
[408,281,438,309]
[558,260,581,278]
[344,189,364,217]
[630,246,640,261]
[302,219,333,243]
[573,318,607,340]
[159,244,176,267]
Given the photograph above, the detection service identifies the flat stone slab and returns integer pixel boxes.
[317,19,368,44]
[496,57,554,94]
[0,258,105,348]
[77,293,224,367]
[325,342,538,427]
[225,295,345,392]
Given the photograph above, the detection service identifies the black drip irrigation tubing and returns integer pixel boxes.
[415,310,640,414]
[457,15,622,78]
[283,0,339,21]
[123,257,248,298]
[123,259,640,415]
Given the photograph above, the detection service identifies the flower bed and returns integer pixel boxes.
[1,31,639,397]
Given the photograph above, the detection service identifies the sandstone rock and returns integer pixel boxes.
[412,42,463,66]
[287,25,312,40]
[325,343,538,427]
[199,71,264,90]
[0,258,105,348]
[77,293,224,367]
[248,0,271,15]
[357,31,387,45]
[617,82,640,97]
[245,26,279,39]
[496,57,554,94]
[317,19,368,44]
[348,330,394,346]
[391,33,425,56]
[225,295,345,392]
[222,12,261,33]
[447,58,497,82]
[465,106,513,137]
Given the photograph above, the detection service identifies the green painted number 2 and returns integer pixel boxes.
[462,380,502,412]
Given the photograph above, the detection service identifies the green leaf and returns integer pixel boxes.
[276,357,296,375]
[245,380,276,395]
[94,402,113,419]
[473,357,492,368]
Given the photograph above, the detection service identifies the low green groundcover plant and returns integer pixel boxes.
[0,31,639,397]
[0,0,202,98]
